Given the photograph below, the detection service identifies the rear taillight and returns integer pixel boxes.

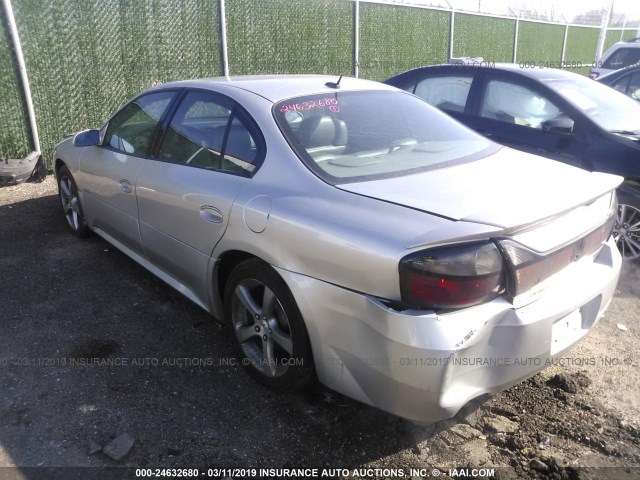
[399,194,616,309]
[399,242,504,309]
[500,241,573,297]
[500,199,616,297]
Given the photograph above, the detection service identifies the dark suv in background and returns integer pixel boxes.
[589,38,640,79]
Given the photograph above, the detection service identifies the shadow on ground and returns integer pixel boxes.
[0,187,452,474]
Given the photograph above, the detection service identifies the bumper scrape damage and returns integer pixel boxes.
[277,235,621,424]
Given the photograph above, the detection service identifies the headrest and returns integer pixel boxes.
[298,116,347,148]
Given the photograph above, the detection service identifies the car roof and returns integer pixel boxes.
[146,75,395,103]
[397,63,582,82]
[605,39,640,51]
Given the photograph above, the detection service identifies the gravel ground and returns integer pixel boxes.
[0,176,639,480]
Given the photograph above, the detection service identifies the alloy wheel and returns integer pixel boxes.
[59,175,82,231]
[613,203,640,260]
[231,279,294,378]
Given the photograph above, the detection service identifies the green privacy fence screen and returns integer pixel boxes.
[7,0,222,166]
[516,21,565,65]
[564,26,601,74]
[359,3,449,81]
[603,28,638,52]
[0,0,630,166]
[227,0,353,75]
[452,13,514,62]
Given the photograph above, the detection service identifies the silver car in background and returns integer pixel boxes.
[54,76,621,424]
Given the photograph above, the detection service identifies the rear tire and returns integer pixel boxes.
[224,258,315,392]
[57,165,89,237]
[614,189,640,261]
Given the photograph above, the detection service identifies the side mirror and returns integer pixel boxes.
[73,129,100,147]
[542,117,574,135]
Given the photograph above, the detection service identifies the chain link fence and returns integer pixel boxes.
[1,0,639,167]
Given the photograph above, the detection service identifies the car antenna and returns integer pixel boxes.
[325,75,343,89]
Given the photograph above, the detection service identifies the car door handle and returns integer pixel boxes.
[200,206,223,224]
[119,179,132,194]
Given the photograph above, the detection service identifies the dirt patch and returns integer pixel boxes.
[0,178,639,479]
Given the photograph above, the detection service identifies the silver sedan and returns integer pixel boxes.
[54,76,622,423]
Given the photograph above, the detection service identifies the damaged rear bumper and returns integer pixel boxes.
[276,238,621,424]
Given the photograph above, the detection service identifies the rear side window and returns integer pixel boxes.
[413,76,473,113]
[603,47,640,70]
[104,91,175,156]
[158,91,263,175]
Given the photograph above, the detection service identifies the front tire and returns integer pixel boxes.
[224,259,314,392]
[57,165,89,237]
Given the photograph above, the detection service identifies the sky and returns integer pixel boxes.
[384,0,640,24]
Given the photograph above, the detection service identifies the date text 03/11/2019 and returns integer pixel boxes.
[135,467,497,478]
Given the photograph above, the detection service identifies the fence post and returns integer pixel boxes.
[219,0,230,77]
[561,23,569,63]
[448,10,455,60]
[595,5,612,61]
[512,16,519,64]
[354,0,359,78]
[1,0,40,154]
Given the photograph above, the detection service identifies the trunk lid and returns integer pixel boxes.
[337,147,621,231]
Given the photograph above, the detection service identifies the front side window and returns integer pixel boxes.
[273,90,496,184]
[413,75,473,113]
[158,91,262,175]
[480,80,565,129]
[104,91,175,156]
[547,75,640,133]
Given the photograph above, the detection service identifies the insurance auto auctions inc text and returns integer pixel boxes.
[203,467,495,478]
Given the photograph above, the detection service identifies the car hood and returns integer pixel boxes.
[337,147,622,230]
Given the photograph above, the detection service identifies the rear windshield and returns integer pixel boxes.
[273,90,497,184]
